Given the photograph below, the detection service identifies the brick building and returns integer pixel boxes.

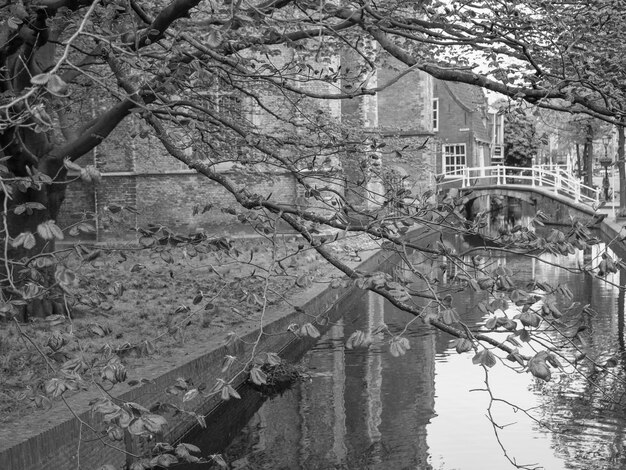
[432,80,493,179]
[57,51,437,240]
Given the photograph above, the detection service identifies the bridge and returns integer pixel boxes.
[436,165,603,217]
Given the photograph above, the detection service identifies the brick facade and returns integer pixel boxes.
[433,80,492,176]
[58,50,437,238]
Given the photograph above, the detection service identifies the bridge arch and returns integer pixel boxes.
[460,185,602,225]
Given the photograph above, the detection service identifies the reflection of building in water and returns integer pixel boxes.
[365,291,384,447]
[226,290,436,468]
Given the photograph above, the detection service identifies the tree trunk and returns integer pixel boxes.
[617,125,626,214]
[584,124,594,187]
[576,143,581,178]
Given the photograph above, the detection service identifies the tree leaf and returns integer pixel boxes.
[7,17,22,29]
[389,336,410,357]
[183,389,199,402]
[485,315,498,330]
[453,338,473,353]
[300,322,320,338]
[64,158,82,172]
[142,413,167,433]
[12,231,36,249]
[528,354,551,381]
[472,349,497,368]
[249,366,267,385]
[207,29,223,48]
[31,73,50,85]
[128,418,147,435]
[37,220,64,240]
[46,74,68,95]
[516,311,541,328]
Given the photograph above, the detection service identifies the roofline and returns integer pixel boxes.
[441,80,476,113]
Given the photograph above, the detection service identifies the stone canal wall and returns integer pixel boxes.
[599,216,626,259]
[0,229,434,470]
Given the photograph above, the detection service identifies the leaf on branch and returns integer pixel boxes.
[472,349,497,368]
[207,29,223,48]
[64,158,82,172]
[13,202,45,215]
[55,266,77,287]
[484,315,498,330]
[177,443,201,456]
[221,354,236,372]
[528,352,552,381]
[264,352,281,365]
[300,322,320,338]
[128,418,147,435]
[7,17,22,29]
[221,384,241,400]
[37,220,64,240]
[46,74,69,96]
[80,166,102,184]
[497,317,517,331]
[11,231,36,249]
[452,338,473,353]
[45,378,69,398]
[142,413,168,433]
[519,329,531,342]
[249,366,267,385]
[31,73,51,86]
[389,336,410,357]
[515,311,541,328]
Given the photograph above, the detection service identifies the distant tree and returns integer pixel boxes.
[502,106,543,167]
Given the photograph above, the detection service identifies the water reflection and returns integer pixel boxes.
[213,233,626,470]
[221,291,435,469]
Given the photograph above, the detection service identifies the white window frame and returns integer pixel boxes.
[432,98,439,132]
[443,143,466,176]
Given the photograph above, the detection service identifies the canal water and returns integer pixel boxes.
[210,230,626,470]
[178,219,626,469]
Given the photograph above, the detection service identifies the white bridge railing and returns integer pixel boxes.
[437,165,600,206]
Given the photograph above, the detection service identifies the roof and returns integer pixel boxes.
[442,81,487,112]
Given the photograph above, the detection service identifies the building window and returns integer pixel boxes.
[443,144,466,175]
[432,98,439,131]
